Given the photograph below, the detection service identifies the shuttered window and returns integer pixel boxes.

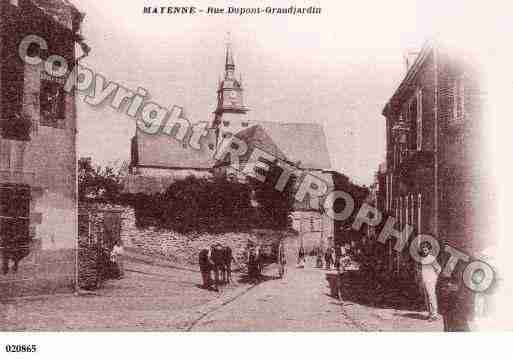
[453,75,465,122]
[416,89,423,151]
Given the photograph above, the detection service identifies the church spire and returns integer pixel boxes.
[225,43,235,69]
[225,32,235,78]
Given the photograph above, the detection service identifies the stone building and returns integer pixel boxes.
[0,0,86,297]
[381,39,491,282]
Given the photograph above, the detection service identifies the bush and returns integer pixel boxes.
[130,167,295,234]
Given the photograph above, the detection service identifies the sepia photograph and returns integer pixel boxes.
[0,0,511,353]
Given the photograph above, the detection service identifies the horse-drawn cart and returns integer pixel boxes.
[248,229,287,279]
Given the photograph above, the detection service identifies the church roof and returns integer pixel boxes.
[133,118,331,172]
[255,122,332,170]
[133,127,217,170]
[219,119,332,170]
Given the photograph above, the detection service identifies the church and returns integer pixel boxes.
[126,41,333,196]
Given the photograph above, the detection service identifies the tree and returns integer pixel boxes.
[78,158,124,203]
[249,160,296,230]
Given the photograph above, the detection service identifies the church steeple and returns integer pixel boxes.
[225,34,235,80]
[225,43,235,71]
[212,34,249,148]
[214,35,248,116]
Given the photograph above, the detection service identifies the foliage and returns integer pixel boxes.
[131,166,296,234]
[78,158,124,203]
[331,172,370,245]
[248,160,296,230]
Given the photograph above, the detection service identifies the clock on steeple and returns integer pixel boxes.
[213,38,248,131]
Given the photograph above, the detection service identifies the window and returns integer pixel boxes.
[417,193,422,234]
[40,77,66,128]
[386,175,390,211]
[409,97,417,150]
[453,75,465,122]
[410,194,414,227]
[405,195,409,225]
[389,176,393,212]
[416,89,422,151]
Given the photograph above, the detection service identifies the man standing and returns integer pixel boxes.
[199,247,213,289]
[210,243,225,289]
[334,243,342,270]
[297,245,305,266]
[419,242,442,321]
[324,247,333,270]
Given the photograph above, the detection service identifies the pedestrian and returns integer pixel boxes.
[324,247,333,270]
[110,241,125,279]
[255,245,263,279]
[298,245,305,265]
[223,245,235,283]
[334,243,342,270]
[247,245,258,283]
[316,246,323,268]
[198,247,213,289]
[278,241,287,278]
[439,277,471,331]
[419,242,442,321]
[210,243,225,290]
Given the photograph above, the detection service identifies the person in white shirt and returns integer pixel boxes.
[110,241,125,278]
[419,242,442,321]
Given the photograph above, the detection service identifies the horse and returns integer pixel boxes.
[222,245,234,283]
[210,244,226,288]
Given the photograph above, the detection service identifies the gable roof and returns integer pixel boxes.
[216,120,331,170]
[255,121,332,170]
[133,128,217,170]
[133,116,331,172]
[231,124,288,163]
[382,39,434,118]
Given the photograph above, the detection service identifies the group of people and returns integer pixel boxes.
[198,243,235,291]
[314,243,351,271]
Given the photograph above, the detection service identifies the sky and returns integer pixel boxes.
[74,0,499,185]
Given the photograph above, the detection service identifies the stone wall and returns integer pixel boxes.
[81,203,287,268]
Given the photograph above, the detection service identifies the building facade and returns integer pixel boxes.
[0,0,85,298]
[381,39,491,283]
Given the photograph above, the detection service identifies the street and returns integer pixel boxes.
[1,236,442,331]
[191,238,442,331]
